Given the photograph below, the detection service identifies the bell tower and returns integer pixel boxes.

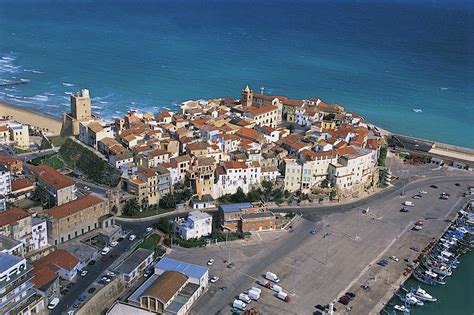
[241,85,253,109]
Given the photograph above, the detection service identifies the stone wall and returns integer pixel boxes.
[77,279,126,315]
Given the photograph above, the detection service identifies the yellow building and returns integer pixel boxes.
[9,124,29,148]
[322,120,336,130]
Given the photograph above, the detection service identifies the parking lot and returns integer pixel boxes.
[166,176,473,314]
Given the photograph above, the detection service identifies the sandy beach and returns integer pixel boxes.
[0,101,62,135]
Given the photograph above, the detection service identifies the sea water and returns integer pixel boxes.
[0,0,472,147]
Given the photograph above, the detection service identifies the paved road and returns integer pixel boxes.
[52,236,139,315]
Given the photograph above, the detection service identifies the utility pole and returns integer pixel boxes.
[353,211,360,241]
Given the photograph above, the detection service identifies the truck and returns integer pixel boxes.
[270,284,282,293]
[265,271,280,283]
[257,280,271,288]
[277,292,291,302]
[248,289,261,300]
[232,299,246,310]
[239,293,251,304]
[251,287,262,295]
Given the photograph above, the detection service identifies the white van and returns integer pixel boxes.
[232,299,246,310]
[48,297,60,309]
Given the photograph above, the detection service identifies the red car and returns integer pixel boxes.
[100,255,108,262]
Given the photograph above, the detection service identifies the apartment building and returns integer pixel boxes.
[30,164,76,206]
[0,156,23,176]
[0,164,11,197]
[284,149,338,193]
[219,202,275,233]
[0,207,32,251]
[79,120,115,149]
[0,253,45,315]
[44,194,109,245]
[188,157,216,199]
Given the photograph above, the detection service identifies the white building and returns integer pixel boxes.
[175,211,212,240]
[215,160,261,197]
[79,120,115,149]
[0,165,11,197]
[8,124,30,148]
[31,217,48,250]
[329,146,376,191]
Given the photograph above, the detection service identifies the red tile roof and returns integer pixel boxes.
[30,164,75,190]
[247,104,278,116]
[32,265,58,289]
[0,207,29,226]
[46,195,104,220]
[11,177,34,192]
[223,160,248,169]
[33,249,79,272]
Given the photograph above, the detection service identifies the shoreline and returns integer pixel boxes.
[0,100,62,135]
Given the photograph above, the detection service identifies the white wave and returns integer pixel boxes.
[6,94,15,97]
[45,92,56,96]
[91,105,102,109]
[31,70,44,74]
[439,87,449,91]
[61,103,69,106]
[19,78,29,82]
[10,98,33,104]
[45,104,60,108]
[64,91,72,95]
[62,82,75,87]
[4,88,17,92]
[99,101,107,104]
[1,56,14,61]
[30,95,49,101]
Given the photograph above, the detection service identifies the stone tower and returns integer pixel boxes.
[241,85,253,109]
[70,89,91,121]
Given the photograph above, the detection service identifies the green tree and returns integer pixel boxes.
[156,218,174,234]
[159,193,177,209]
[123,199,140,216]
[230,187,246,203]
[378,146,388,167]
[247,188,262,202]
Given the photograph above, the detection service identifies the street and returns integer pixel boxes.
[52,236,139,315]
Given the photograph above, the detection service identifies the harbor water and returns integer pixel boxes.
[388,245,473,314]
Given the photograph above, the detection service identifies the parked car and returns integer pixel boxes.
[207,259,214,266]
[277,291,290,302]
[227,262,235,269]
[60,288,69,295]
[80,270,88,277]
[110,241,119,247]
[404,201,414,206]
[88,260,96,266]
[430,185,438,189]
[400,207,410,213]
[48,298,60,310]
[454,183,461,187]
[66,283,75,289]
[73,302,80,308]
[128,234,136,241]
[338,295,350,305]
[88,287,96,294]
[239,293,251,303]
[412,194,422,199]
[146,227,153,232]
[345,292,356,299]
[389,256,399,262]
[210,276,219,283]
[78,295,86,302]
[419,190,427,194]
[101,247,111,255]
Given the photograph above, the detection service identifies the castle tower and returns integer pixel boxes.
[70,88,91,121]
[241,85,253,109]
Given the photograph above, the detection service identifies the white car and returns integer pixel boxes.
[101,247,111,255]
[101,276,111,283]
[146,227,153,233]
[207,259,214,266]
[389,255,399,262]
[419,190,427,194]
[80,270,88,277]
[106,271,116,277]
[110,241,118,247]
[210,276,219,283]
[128,234,136,241]
[48,297,60,310]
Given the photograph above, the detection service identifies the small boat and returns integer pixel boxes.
[413,108,423,113]
[400,293,424,306]
[411,287,437,302]
[413,269,446,285]
[394,304,409,312]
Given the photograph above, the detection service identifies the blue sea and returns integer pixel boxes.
[0,0,473,147]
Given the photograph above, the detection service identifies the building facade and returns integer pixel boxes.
[175,211,212,240]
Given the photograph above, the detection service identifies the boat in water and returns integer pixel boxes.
[410,286,437,302]
[394,304,410,313]
[412,108,423,113]
[413,269,446,285]
[399,292,424,306]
